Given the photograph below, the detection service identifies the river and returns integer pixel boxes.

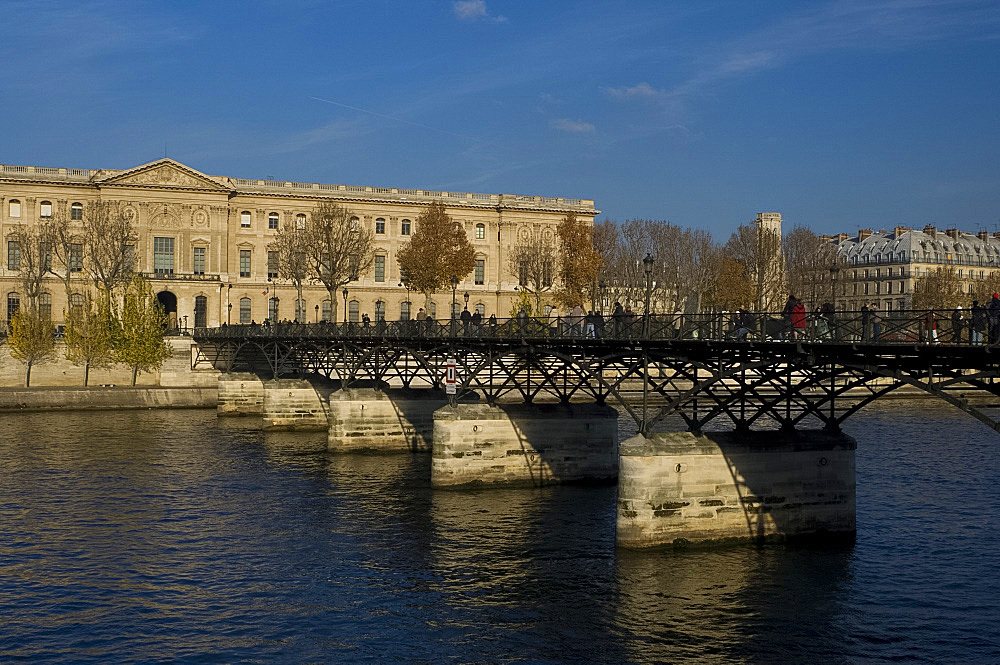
[1,400,998,663]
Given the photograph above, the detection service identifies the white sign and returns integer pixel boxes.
[445,357,457,395]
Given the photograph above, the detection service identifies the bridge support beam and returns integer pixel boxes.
[431,403,619,488]
[328,388,449,453]
[262,379,330,431]
[617,430,856,549]
[217,373,264,416]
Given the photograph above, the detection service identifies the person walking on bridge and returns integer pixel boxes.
[990,293,1000,344]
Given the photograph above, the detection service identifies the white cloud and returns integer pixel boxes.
[453,0,507,23]
[605,82,663,99]
[552,118,595,133]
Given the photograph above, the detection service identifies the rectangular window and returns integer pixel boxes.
[193,247,206,275]
[153,237,174,275]
[268,213,278,230]
[375,218,385,234]
[400,219,411,235]
[38,293,51,319]
[69,243,83,272]
[267,251,279,279]
[374,255,385,282]
[899,281,905,294]
[476,224,485,239]
[475,259,484,285]
[9,201,21,218]
[71,203,83,220]
[39,202,52,218]
[240,249,251,277]
[125,244,135,270]
[240,298,251,324]
[240,211,251,228]
[7,241,20,271]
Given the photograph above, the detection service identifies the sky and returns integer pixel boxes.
[2,0,998,239]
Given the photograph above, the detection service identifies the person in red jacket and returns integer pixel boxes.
[791,298,807,340]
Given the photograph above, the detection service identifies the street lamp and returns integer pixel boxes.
[399,279,411,319]
[599,280,607,313]
[227,283,232,324]
[315,304,319,323]
[829,263,840,312]
[342,287,349,324]
[463,291,470,308]
[450,275,459,319]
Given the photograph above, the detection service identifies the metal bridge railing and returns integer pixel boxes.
[195,309,998,346]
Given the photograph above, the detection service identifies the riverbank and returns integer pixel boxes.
[0,386,217,412]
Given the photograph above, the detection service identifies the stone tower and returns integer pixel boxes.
[754,212,784,311]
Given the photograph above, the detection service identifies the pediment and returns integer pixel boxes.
[96,159,231,191]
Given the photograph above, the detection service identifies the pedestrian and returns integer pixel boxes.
[870,302,881,342]
[569,304,585,336]
[861,303,871,342]
[971,300,986,345]
[612,302,624,337]
[990,293,1000,344]
[951,306,964,344]
[791,298,807,340]
[781,295,797,340]
[925,309,938,344]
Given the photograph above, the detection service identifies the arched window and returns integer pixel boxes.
[296,213,307,231]
[451,301,461,318]
[268,212,279,230]
[475,303,485,316]
[349,300,359,323]
[194,295,207,328]
[38,292,51,319]
[69,293,84,317]
[375,217,385,234]
[295,298,306,322]
[429,301,436,318]
[240,211,251,228]
[322,300,331,322]
[8,199,21,218]
[475,223,485,240]
[400,219,411,235]
[39,201,52,218]
[374,300,385,321]
[400,300,411,321]
[7,292,20,324]
[71,202,83,220]
[350,216,360,232]
[268,297,280,322]
[239,297,251,324]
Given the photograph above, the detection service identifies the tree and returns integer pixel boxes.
[8,307,56,387]
[268,221,311,321]
[48,209,84,305]
[508,231,554,313]
[304,201,375,322]
[704,257,756,311]
[555,213,602,309]
[114,275,171,385]
[8,223,51,311]
[64,290,115,386]
[724,223,784,312]
[83,200,137,297]
[396,201,475,311]
[912,267,963,310]
[784,226,837,308]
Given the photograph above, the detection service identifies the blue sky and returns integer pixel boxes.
[2,0,998,238]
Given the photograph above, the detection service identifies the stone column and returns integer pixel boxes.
[261,379,329,431]
[217,373,264,416]
[432,403,619,488]
[328,388,448,453]
[617,430,856,549]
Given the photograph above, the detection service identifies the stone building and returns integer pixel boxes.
[826,225,1000,311]
[1,158,597,328]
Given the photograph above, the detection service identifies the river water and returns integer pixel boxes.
[1,400,998,664]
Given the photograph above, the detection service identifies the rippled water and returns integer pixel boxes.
[1,400,998,663]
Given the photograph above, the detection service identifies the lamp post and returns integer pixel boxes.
[315,304,319,323]
[598,280,607,313]
[463,291,470,308]
[643,253,654,337]
[342,287,349,324]
[830,263,841,341]
[227,283,232,324]
[450,276,459,319]
[399,279,411,319]
[183,315,188,334]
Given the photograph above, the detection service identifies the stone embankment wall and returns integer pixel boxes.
[0,387,216,411]
[431,403,619,488]
[617,430,856,549]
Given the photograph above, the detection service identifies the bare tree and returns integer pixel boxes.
[302,201,375,322]
[8,223,50,311]
[48,210,84,307]
[724,223,784,312]
[83,200,137,298]
[508,231,555,313]
[268,221,311,321]
[912,267,964,310]
[784,226,837,309]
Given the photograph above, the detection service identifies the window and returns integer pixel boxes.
[153,237,174,275]
[125,244,135,270]
[350,216,360,232]
[429,302,436,318]
[38,293,51,319]
[268,297,280,322]
[8,200,20,218]
[40,242,51,271]
[475,259,484,285]
[295,298,306,322]
[194,296,207,328]
[349,300,359,323]
[400,300,411,320]
[400,219,411,235]
[69,243,83,272]
[240,211,251,228]
[374,300,385,321]
[375,218,385,234]
[542,259,553,287]
[322,300,331,322]
[69,293,84,317]
[7,241,20,271]
[452,301,461,318]
[267,251,279,279]
[887,282,893,294]
[193,247,206,275]
[899,281,905,294]
[7,292,19,324]
[240,249,251,277]
[349,254,359,279]
[374,255,385,282]
[268,212,279,230]
[39,201,52,218]
[476,223,485,240]
[239,297,251,324]
[71,202,83,220]
[296,213,306,231]
[475,303,485,316]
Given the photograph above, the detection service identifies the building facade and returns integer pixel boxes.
[1,159,597,328]
[827,225,1000,311]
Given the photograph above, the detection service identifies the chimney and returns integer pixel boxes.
[923,224,936,238]
[978,231,989,242]
[945,228,959,239]
[993,231,1000,240]
[858,228,872,241]
[894,225,909,238]
[836,232,849,243]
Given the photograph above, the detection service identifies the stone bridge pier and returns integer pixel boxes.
[327,387,450,453]
[616,430,856,549]
[431,403,620,488]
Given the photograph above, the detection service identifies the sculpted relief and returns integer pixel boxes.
[113,165,217,189]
